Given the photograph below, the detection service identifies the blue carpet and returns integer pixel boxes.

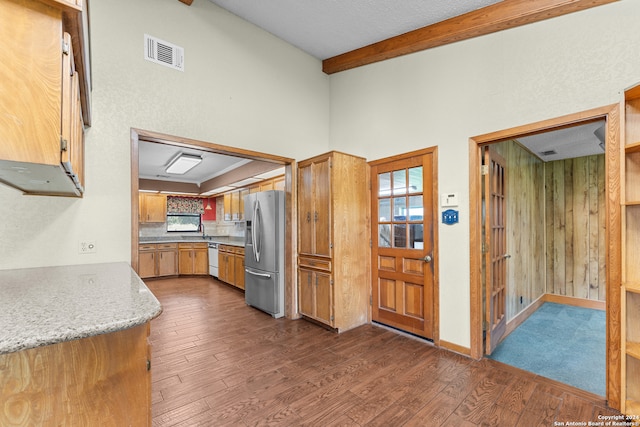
[487,302,605,396]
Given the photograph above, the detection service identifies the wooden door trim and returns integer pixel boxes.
[130,128,298,319]
[322,0,618,74]
[468,104,621,409]
[368,145,439,345]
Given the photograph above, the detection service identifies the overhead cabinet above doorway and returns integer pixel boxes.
[0,0,91,197]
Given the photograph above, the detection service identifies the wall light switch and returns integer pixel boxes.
[441,193,459,207]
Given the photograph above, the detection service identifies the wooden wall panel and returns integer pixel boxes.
[545,154,606,301]
[495,141,546,321]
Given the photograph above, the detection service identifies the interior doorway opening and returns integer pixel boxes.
[469,104,622,408]
[130,128,297,317]
[480,134,608,395]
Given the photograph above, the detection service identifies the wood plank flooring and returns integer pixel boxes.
[147,276,622,426]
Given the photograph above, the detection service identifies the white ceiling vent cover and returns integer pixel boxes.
[144,34,184,71]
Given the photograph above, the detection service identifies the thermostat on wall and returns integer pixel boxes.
[441,193,459,207]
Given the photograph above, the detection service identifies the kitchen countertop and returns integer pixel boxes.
[0,262,162,355]
[139,236,245,247]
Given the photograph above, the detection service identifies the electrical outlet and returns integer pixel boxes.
[79,240,96,254]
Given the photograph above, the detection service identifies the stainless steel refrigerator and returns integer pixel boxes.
[244,190,285,318]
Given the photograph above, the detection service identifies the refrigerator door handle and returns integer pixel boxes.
[254,200,262,263]
[245,268,271,278]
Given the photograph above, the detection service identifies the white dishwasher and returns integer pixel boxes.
[208,243,219,278]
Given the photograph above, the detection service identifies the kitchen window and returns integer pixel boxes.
[167,214,201,232]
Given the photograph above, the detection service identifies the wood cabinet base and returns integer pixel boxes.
[0,324,151,426]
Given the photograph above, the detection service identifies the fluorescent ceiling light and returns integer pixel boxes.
[166,153,202,174]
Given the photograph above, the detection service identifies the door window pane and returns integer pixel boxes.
[408,166,423,194]
[393,170,406,195]
[379,198,391,221]
[379,224,391,247]
[378,172,390,197]
[393,197,406,220]
[408,195,423,220]
[409,224,424,249]
[393,224,406,248]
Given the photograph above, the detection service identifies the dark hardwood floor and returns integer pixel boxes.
[146,276,621,426]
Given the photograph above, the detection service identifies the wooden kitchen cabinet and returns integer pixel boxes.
[0,323,150,426]
[297,151,370,331]
[139,193,167,223]
[218,246,233,284]
[178,243,208,275]
[0,0,90,197]
[233,247,245,290]
[298,267,333,326]
[138,243,178,278]
[156,244,178,277]
[621,83,640,416]
[138,245,157,279]
[218,245,245,290]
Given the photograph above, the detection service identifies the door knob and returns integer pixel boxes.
[423,255,432,263]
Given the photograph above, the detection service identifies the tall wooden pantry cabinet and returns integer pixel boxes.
[297,151,370,331]
[622,84,640,416]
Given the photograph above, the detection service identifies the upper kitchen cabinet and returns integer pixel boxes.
[139,193,167,223]
[0,0,91,197]
[297,151,370,332]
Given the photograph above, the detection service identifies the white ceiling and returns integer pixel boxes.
[517,121,606,162]
[138,141,284,194]
[207,0,503,60]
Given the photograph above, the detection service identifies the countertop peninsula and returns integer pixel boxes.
[0,262,162,355]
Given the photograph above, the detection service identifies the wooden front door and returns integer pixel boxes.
[484,146,507,354]
[370,149,436,339]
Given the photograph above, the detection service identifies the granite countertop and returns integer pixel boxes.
[0,262,162,355]
[139,235,245,247]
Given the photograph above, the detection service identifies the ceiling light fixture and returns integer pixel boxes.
[165,153,202,174]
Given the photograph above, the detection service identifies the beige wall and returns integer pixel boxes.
[329,1,640,347]
[1,0,639,350]
[0,0,330,270]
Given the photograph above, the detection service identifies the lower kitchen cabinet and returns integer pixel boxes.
[218,245,245,289]
[138,246,157,279]
[178,243,209,275]
[138,243,178,279]
[298,267,333,326]
[233,247,245,290]
[157,246,178,277]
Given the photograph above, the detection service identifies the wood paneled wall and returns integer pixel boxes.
[494,141,546,321]
[490,142,606,322]
[545,154,606,301]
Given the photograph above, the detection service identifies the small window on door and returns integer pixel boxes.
[377,166,424,249]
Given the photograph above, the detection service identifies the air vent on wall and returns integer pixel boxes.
[539,150,557,156]
[144,34,184,71]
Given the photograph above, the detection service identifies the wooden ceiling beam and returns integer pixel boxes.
[322,0,618,74]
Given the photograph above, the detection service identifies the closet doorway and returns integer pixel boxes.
[469,104,622,408]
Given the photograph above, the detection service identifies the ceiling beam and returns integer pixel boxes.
[139,179,201,194]
[178,0,193,5]
[200,160,281,194]
[322,0,618,74]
